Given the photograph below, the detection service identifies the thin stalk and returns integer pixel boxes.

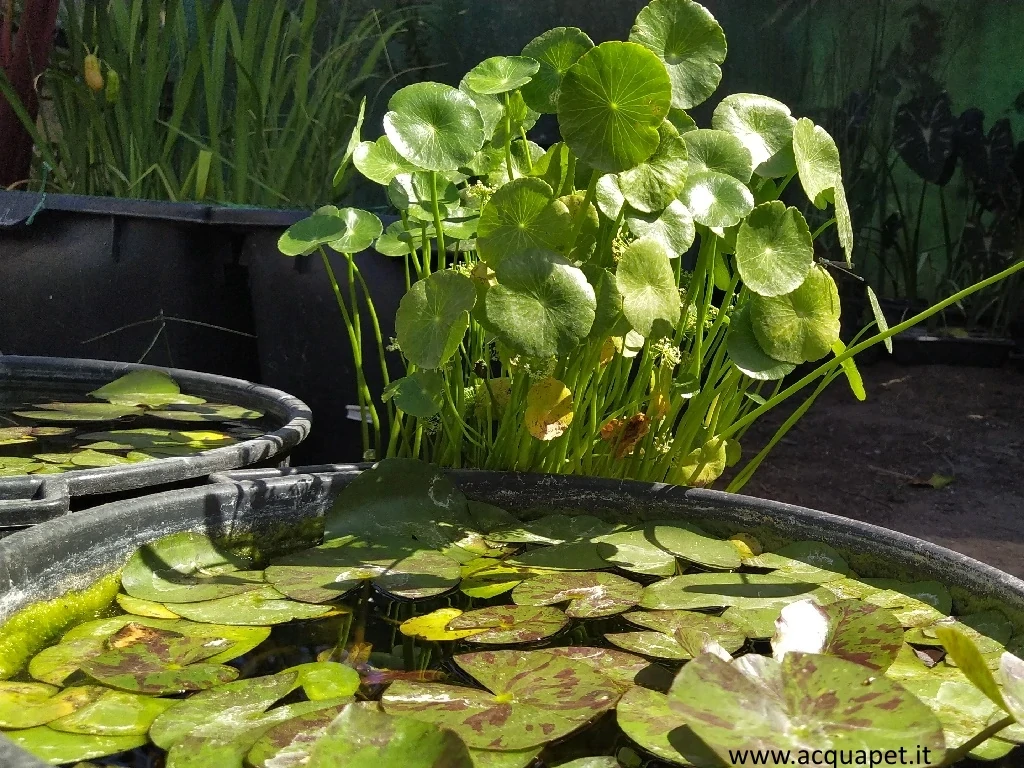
[941,716,1015,766]
[429,170,446,262]
[502,92,514,180]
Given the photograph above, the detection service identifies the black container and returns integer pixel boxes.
[0,190,404,465]
[889,328,1016,368]
[0,355,310,528]
[2,464,1024,766]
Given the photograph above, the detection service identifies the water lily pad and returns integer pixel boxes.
[511,571,641,618]
[625,200,695,256]
[678,170,754,228]
[906,612,1012,659]
[3,726,146,764]
[382,372,445,419]
[116,593,180,619]
[464,56,539,95]
[793,117,841,209]
[605,631,695,661]
[745,540,850,583]
[163,585,338,625]
[459,559,540,599]
[749,265,841,364]
[524,377,574,441]
[629,0,726,110]
[488,514,615,545]
[48,689,176,736]
[617,122,689,213]
[79,428,235,451]
[467,501,521,534]
[28,638,106,686]
[382,650,620,750]
[712,93,796,178]
[15,402,143,422]
[542,646,660,692]
[88,370,204,408]
[0,682,104,729]
[384,82,485,172]
[616,238,681,337]
[726,304,795,381]
[617,685,714,766]
[247,703,352,768]
[79,623,238,694]
[772,599,904,671]
[669,652,945,763]
[477,178,571,268]
[486,248,596,359]
[66,449,133,468]
[508,541,612,571]
[901,677,1014,760]
[627,610,745,649]
[721,606,783,640]
[682,128,752,182]
[400,608,486,642]
[353,136,419,185]
[446,606,568,644]
[0,426,37,446]
[395,270,476,370]
[649,522,740,569]
[558,41,672,173]
[147,403,263,422]
[594,529,678,577]
[735,201,813,298]
[641,572,834,611]
[521,27,594,114]
[120,531,264,604]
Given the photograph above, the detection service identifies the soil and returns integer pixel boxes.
[736,359,1024,577]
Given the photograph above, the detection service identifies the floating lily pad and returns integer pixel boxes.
[382,650,620,750]
[384,82,485,172]
[678,170,754,229]
[826,579,953,628]
[49,689,176,736]
[459,559,540,599]
[66,449,133,468]
[558,41,672,173]
[616,238,680,338]
[618,122,689,213]
[353,136,419,185]
[163,585,339,625]
[594,529,678,577]
[488,514,616,545]
[906,612,1012,660]
[605,631,697,661]
[79,428,235,451]
[542,646,660,692]
[721,605,783,640]
[521,27,594,114]
[626,610,745,650]
[476,179,571,269]
[625,200,695,256]
[508,541,613,572]
[727,304,795,381]
[15,402,143,422]
[712,93,796,178]
[4,726,146,764]
[400,608,486,642]
[616,685,715,766]
[28,638,106,686]
[120,531,264,604]
[146,403,263,422]
[0,682,105,730]
[735,201,813,298]
[0,427,37,446]
[464,56,539,95]
[247,702,352,768]
[670,652,945,763]
[749,265,841,365]
[772,599,904,672]
[629,0,726,110]
[901,677,1015,760]
[88,370,205,408]
[649,522,741,570]
[641,572,834,611]
[745,540,850,583]
[116,593,180,619]
[511,571,641,618]
[446,606,568,644]
[467,501,521,534]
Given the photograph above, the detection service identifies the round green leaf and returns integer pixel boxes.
[4,726,146,764]
[459,560,538,600]
[511,571,641,618]
[353,136,419,185]
[477,178,571,268]
[649,522,740,569]
[593,529,678,577]
[641,572,835,611]
[629,0,726,110]
[507,541,612,571]
[749,265,841,364]
[485,249,596,359]
[384,82,485,172]
[735,201,814,297]
[395,270,477,369]
[88,371,201,408]
[388,172,460,222]
[381,650,619,750]
[521,27,594,114]
[446,605,568,644]
[279,213,348,257]
[793,117,842,209]
[626,610,747,652]
[745,540,851,583]
[616,238,681,337]
[145,403,263,422]
[49,689,176,736]
[162,585,337,625]
[558,41,672,173]
[772,599,904,672]
[617,686,718,766]
[669,652,946,763]
[382,372,445,418]
[678,170,754,228]
[0,682,104,730]
[14,402,143,423]
[617,122,689,213]
[682,128,752,182]
[726,304,796,381]
[712,93,796,178]
[595,174,625,220]
[667,107,697,134]
[464,56,540,95]
[323,207,383,254]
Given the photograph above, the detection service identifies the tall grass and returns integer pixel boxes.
[1,0,404,206]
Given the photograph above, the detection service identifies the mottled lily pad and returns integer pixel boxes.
[604,631,696,661]
[3,727,146,764]
[49,689,177,736]
[625,610,746,651]
[511,571,641,618]
[541,646,662,692]
[247,702,351,768]
[745,540,850,583]
[0,682,105,730]
[381,650,620,750]
[446,605,569,644]
[901,677,1015,760]
[594,529,678,577]
[617,685,717,766]
[721,606,783,640]
[400,608,487,642]
[163,585,338,625]
[905,611,1012,658]
[772,599,904,671]
[641,572,834,611]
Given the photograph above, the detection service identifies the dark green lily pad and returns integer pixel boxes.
[163,585,339,625]
[511,571,641,618]
[772,599,904,671]
[247,702,351,768]
[381,650,620,750]
[49,689,177,736]
[14,402,143,422]
[459,559,541,600]
[384,82,485,172]
[120,531,264,604]
[521,27,594,114]
[487,514,616,545]
[146,403,263,422]
[79,428,235,451]
[594,529,678,577]
[79,623,238,694]
[641,572,834,611]
[446,606,568,644]
[476,179,571,268]
[669,652,946,762]
[467,501,521,534]
[507,541,613,571]
[3,727,146,764]
[745,540,850,583]
[88,370,205,408]
[0,682,105,730]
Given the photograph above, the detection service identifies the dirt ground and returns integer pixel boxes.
[736,359,1024,577]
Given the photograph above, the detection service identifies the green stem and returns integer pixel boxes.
[503,92,514,180]
[941,716,1015,766]
[566,171,598,254]
[810,218,836,241]
[519,126,533,172]
[429,171,446,262]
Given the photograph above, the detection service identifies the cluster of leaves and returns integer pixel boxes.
[0,371,261,476]
[278,0,953,488]
[3,458,1023,766]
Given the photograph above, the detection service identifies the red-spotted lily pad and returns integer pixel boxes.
[669,652,946,763]
[744,541,850,583]
[163,585,339,625]
[487,514,616,544]
[120,531,265,604]
[606,610,747,661]
[541,647,665,692]
[616,685,720,767]
[772,599,904,672]
[304,703,474,768]
[640,572,834,611]
[247,702,352,768]
[79,623,239,694]
[381,650,621,750]
[604,631,696,661]
[720,606,782,640]
[3,726,147,764]
[511,571,641,618]
[49,689,177,736]
[0,682,105,729]
[446,605,569,644]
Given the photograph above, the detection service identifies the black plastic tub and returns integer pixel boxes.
[889,328,1016,368]
[2,464,1024,766]
[0,355,311,528]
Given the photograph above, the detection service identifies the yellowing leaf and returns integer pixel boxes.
[400,609,486,642]
[674,437,728,487]
[729,532,762,559]
[525,378,574,441]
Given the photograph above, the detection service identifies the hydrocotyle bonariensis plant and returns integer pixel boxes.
[278,0,1024,490]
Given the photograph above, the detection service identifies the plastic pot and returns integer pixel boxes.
[2,464,1023,766]
[0,355,310,528]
